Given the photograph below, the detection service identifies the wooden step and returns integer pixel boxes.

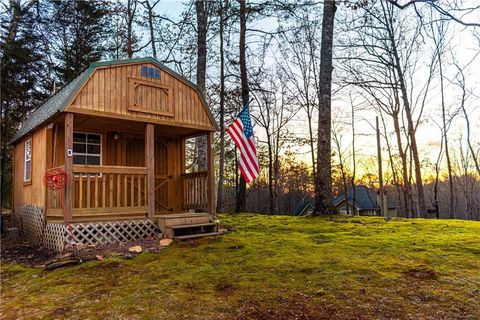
[174,231,224,240]
[155,212,209,219]
[167,222,217,238]
[156,213,212,233]
[170,222,217,230]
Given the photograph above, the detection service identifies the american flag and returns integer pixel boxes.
[226,105,259,183]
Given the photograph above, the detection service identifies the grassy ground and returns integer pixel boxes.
[1,214,480,319]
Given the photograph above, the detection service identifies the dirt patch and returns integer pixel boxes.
[51,306,72,317]
[404,266,438,280]
[215,281,236,293]
[1,235,163,268]
[1,238,57,266]
[235,296,323,320]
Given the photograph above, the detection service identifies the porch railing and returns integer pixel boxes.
[46,165,148,221]
[183,171,208,211]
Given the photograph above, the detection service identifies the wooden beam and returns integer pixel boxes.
[64,113,74,221]
[207,132,216,215]
[145,123,155,218]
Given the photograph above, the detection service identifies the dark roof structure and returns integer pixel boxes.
[293,201,314,216]
[10,57,217,145]
[333,185,396,210]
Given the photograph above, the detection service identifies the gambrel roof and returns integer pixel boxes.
[10,57,217,144]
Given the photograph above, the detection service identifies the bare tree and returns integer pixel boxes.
[236,0,248,212]
[141,0,160,58]
[429,14,455,218]
[314,0,337,215]
[217,0,228,213]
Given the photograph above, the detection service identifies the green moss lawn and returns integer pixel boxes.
[2,214,480,319]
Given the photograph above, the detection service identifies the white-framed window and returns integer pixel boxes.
[24,138,32,182]
[72,132,101,165]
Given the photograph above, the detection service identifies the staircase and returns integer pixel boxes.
[156,212,223,240]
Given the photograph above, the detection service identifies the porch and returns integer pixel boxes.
[45,113,216,226]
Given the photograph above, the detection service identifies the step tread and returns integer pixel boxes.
[156,212,209,219]
[169,222,216,230]
[175,231,224,240]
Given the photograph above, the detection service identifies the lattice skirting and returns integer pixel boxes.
[14,205,45,245]
[43,219,160,252]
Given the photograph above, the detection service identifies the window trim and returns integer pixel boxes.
[24,138,32,183]
[72,131,102,166]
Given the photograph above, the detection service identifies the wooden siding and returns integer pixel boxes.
[13,128,47,208]
[67,62,215,130]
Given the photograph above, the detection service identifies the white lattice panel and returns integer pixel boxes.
[14,205,45,245]
[43,219,159,252]
[43,223,68,252]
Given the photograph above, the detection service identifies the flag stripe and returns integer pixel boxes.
[226,107,259,183]
[227,124,258,177]
[228,121,259,172]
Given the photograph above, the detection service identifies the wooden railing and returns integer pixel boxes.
[183,171,208,211]
[73,165,147,208]
[46,165,148,221]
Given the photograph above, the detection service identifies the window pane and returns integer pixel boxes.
[73,155,86,164]
[25,140,32,160]
[73,143,86,153]
[73,133,86,143]
[87,134,101,144]
[86,156,100,165]
[87,144,100,154]
[25,161,31,180]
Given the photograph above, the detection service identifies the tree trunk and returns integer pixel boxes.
[216,0,226,213]
[236,0,247,212]
[195,0,208,171]
[385,15,426,217]
[438,52,455,219]
[392,111,411,217]
[126,0,136,59]
[267,136,274,214]
[314,0,336,215]
[145,0,157,58]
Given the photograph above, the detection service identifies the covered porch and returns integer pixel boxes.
[45,113,215,225]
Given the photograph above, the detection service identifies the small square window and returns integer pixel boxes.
[73,132,101,166]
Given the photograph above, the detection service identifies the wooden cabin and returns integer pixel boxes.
[10,57,220,251]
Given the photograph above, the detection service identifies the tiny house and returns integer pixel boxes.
[10,57,219,251]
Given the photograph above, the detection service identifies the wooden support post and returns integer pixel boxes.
[145,123,155,218]
[207,132,216,215]
[64,113,74,221]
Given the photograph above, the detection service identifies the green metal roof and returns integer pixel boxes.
[10,57,218,145]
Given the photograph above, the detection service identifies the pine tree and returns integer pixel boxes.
[47,0,112,84]
[1,0,49,210]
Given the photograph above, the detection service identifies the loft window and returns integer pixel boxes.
[24,138,32,182]
[141,65,160,79]
[73,132,101,165]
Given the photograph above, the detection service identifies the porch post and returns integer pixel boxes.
[145,123,155,218]
[207,132,216,215]
[64,113,74,221]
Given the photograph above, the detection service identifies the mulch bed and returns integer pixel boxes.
[1,234,164,269]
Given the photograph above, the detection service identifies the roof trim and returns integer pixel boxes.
[9,67,94,144]
[10,57,218,145]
